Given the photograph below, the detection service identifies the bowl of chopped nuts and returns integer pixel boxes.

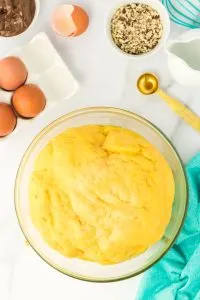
[106,0,170,58]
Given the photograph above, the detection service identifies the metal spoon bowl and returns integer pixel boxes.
[137,73,159,95]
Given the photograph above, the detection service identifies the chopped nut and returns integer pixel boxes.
[111,3,163,55]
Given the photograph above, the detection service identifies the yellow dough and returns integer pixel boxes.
[29,125,175,264]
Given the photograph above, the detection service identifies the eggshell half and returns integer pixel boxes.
[52,5,89,37]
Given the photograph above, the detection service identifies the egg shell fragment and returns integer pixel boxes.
[52,5,89,37]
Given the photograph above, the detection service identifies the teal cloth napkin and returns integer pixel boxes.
[137,154,200,300]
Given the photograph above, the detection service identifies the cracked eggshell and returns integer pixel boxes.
[51,4,89,37]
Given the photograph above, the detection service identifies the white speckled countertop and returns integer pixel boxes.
[0,1,200,300]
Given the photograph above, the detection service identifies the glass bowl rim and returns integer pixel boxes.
[14,107,188,282]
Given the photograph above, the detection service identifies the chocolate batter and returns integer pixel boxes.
[0,0,36,37]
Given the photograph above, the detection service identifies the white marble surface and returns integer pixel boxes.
[0,1,200,300]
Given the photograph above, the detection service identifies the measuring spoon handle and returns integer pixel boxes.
[157,88,200,132]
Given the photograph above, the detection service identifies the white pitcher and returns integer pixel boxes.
[165,29,200,86]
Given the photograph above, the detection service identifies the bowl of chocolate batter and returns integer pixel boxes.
[0,0,40,38]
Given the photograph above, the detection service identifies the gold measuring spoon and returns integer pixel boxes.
[137,73,200,132]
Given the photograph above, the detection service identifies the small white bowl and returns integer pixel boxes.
[0,0,40,40]
[105,0,170,59]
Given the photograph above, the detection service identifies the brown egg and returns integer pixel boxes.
[52,5,89,37]
[0,103,17,137]
[12,84,46,118]
[0,56,28,91]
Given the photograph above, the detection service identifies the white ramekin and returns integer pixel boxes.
[105,0,170,59]
[0,0,40,40]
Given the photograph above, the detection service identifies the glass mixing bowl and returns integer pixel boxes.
[15,107,188,282]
